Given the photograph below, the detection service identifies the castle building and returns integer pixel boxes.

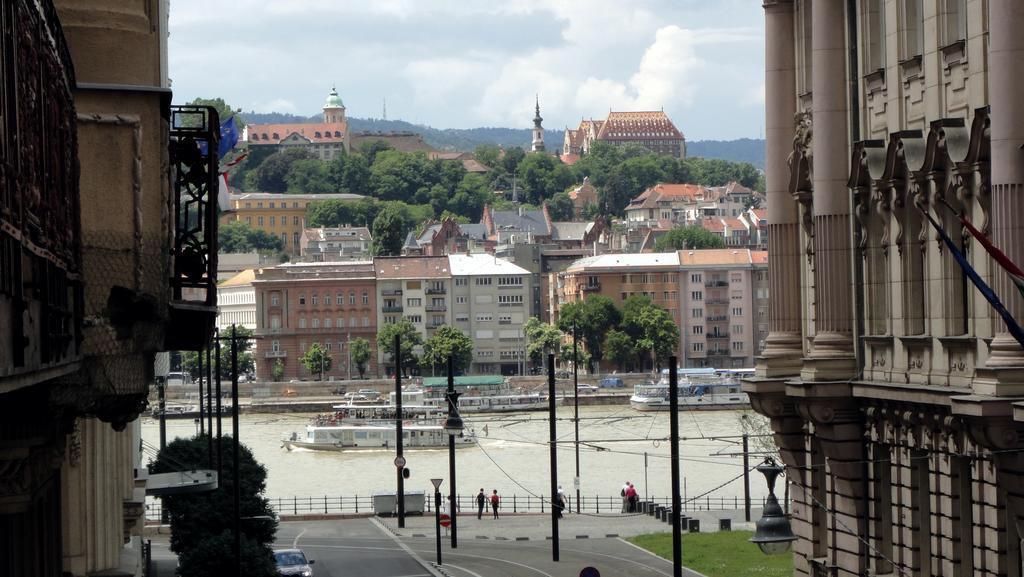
[745,2,1024,577]
[563,110,686,159]
[243,87,350,160]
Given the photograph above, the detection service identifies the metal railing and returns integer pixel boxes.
[145,493,773,522]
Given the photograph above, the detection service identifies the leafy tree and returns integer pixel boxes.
[359,139,394,165]
[559,341,592,372]
[179,326,255,380]
[620,295,680,371]
[654,226,726,251]
[437,210,470,224]
[349,337,372,378]
[251,148,315,192]
[570,141,624,187]
[473,144,502,171]
[546,191,575,221]
[300,342,332,380]
[603,329,636,372]
[150,435,278,577]
[501,146,526,175]
[517,152,574,205]
[328,151,371,193]
[284,158,334,193]
[422,325,474,374]
[448,173,490,221]
[369,150,437,203]
[185,97,245,129]
[372,205,406,256]
[271,359,284,382]
[524,317,563,371]
[218,221,285,253]
[556,295,621,369]
[683,157,761,189]
[581,202,601,220]
[377,318,423,376]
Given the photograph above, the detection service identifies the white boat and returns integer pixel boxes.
[416,376,547,413]
[629,368,750,411]
[282,404,476,452]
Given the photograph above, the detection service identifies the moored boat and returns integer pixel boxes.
[629,368,750,411]
[417,376,546,413]
[281,403,476,452]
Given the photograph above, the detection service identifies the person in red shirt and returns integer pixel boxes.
[626,483,638,513]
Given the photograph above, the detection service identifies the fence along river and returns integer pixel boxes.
[140,405,773,516]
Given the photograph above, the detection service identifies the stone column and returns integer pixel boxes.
[758,0,804,377]
[982,1,1024,380]
[802,0,856,381]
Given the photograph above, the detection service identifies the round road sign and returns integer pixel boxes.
[394,456,407,468]
[579,567,601,577]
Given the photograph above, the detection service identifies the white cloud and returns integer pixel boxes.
[250,99,297,113]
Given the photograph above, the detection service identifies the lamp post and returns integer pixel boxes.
[749,457,797,555]
[443,357,463,549]
[430,478,443,566]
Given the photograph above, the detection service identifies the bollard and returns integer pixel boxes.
[596,494,600,514]
[324,496,328,514]
[294,496,298,515]
[356,495,359,513]
[513,495,517,513]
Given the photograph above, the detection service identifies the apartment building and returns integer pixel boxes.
[745,2,1023,576]
[220,192,364,254]
[556,249,768,369]
[253,262,378,380]
[374,257,452,374]
[217,269,257,331]
[449,254,532,374]
[300,226,372,261]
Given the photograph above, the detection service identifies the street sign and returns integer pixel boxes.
[394,456,406,468]
[579,568,600,577]
[439,513,451,528]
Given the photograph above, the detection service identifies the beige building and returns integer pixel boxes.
[300,227,373,261]
[745,2,1024,577]
[220,192,365,254]
[449,254,532,375]
[217,269,257,331]
[374,257,452,375]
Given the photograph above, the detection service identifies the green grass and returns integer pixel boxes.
[627,531,793,577]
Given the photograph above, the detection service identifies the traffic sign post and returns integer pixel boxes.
[394,456,406,469]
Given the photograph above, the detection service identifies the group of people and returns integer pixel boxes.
[621,481,639,513]
[476,488,502,519]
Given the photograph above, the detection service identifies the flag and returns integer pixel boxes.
[218,115,239,159]
[943,199,1024,301]
[217,172,231,212]
[920,205,1024,350]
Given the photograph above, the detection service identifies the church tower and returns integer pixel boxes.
[323,85,346,123]
[531,95,545,152]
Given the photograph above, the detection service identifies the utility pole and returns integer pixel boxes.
[215,330,223,479]
[547,353,559,562]
[446,357,459,549]
[396,334,405,528]
[743,433,751,522]
[572,324,580,514]
[197,349,205,436]
[668,356,682,577]
[231,326,241,577]
[157,376,166,450]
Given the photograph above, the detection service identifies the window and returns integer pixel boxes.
[732,307,743,316]
[499,315,512,325]
[407,298,422,307]
[456,296,467,304]
[692,342,704,352]
[271,294,280,306]
[475,313,493,322]
[337,317,345,328]
[362,291,369,305]
[312,318,320,328]
[456,314,469,322]
[293,232,299,246]
[692,326,703,335]
[691,291,703,301]
[349,291,356,305]
[336,292,344,305]
[498,295,523,305]
[692,308,703,318]
[497,276,523,286]
[271,340,280,352]
[245,216,252,225]
[325,341,332,351]
[943,0,966,45]
[865,0,886,72]
[407,315,422,324]
[258,216,264,226]
[475,277,492,286]
[690,273,702,284]
[299,317,307,328]
[455,278,468,286]
[363,316,369,327]
[324,318,332,328]
[902,0,923,59]
[733,341,744,351]
[294,216,300,226]
[269,202,275,208]
[311,293,318,306]
[269,216,276,227]
[733,324,744,335]
[293,202,299,209]
[270,315,281,329]
[299,294,306,305]
[383,315,397,324]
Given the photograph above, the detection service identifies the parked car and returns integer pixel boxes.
[357,388,380,400]
[576,383,599,393]
[599,376,625,388]
[274,548,315,576]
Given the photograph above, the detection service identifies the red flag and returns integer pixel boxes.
[945,199,1024,301]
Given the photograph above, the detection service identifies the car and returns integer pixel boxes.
[357,388,380,399]
[274,548,315,576]
[599,376,625,388]
[576,383,599,393]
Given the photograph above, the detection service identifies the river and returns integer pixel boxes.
[140,405,773,505]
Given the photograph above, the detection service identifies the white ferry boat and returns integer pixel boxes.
[629,368,751,411]
[417,376,546,413]
[281,404,476,452]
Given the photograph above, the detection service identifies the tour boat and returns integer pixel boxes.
[415,376,547,413]
[629,368,751,411]
[281,404,476,452]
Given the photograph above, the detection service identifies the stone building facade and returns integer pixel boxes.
[563,110,686,159]
[745,2,1024,577]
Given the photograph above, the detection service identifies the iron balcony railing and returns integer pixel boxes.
[425,287,447,295]
[381,306,403,313]
[381,289,403,296]
[425,304,447,312]
[264,350,287,358]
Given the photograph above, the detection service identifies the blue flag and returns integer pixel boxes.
[920,205,1024,350]
[218,115,239,159]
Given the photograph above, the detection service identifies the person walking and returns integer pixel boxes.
[621,481,631,513]
[476,488,486,520]
[490,490,500,519]
[626,482,638,513]
[556,485,566,519]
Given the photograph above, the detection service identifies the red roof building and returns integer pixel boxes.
[563,111,685,158]
[244,86,349,161]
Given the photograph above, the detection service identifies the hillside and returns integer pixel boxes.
[239,111,764,168]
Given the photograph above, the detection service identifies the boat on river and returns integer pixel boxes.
[629,368,750,411]
[281,403,476,452]
[416,376,546,413]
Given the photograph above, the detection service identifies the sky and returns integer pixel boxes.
[168,0,765,141]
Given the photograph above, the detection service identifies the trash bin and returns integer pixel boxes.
[719,518,731,531]
[372,492,397,516]
[647,503,657,516]
[655,506,665,520]
[403,491,426,515]
[688,519,700,533]
[662,508,673,523]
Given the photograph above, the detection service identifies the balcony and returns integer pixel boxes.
[581,282,601,291]
[706,315,728,322]
[425,287,447,295]
[425,304,447,312]
[382,306,404,313]
[427,321,446,329]
[382,289,403,296]
[705,299,729,306]
[704,280,729,287]
[707,333,730,340]
[264,350,287,359]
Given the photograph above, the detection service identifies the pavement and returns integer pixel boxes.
[146,508,761,577]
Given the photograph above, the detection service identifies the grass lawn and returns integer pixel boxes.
[627,531,792,577]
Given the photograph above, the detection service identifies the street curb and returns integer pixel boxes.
[369,517,447,577]
[614,537,712,577]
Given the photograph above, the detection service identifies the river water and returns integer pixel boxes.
[140,405,772,505]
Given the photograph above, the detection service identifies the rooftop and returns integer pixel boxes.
[231,192,365,202]
[677,248,759,266]
[448,254,530,276]
[374,256,450,279]
[218,268,255,288]
[566,252,680,272]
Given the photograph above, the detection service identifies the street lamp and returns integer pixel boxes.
[749,457,797,555]
[430,478,443,566]
[444,357,463,549]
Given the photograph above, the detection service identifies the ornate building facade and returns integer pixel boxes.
[563,110,686,159]
[745,1,1024,576]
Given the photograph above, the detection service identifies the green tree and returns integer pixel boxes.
[556,295,621,369]
[150,435,278,577]
[179,327,256,381]
[501,146,526,174]
[300,342,332,380]
[271,359,284,382]
[447,172,490,221]
[368,150,437,202]
[653,226,726,251]
[620,295,680,371]
[359,139,394,165]
[473,144,502,171]
[377,319,423,376]
[559,341,592,372]
[546,191,575,221]
[422,325,474,375]
[517,152,574,205]
[349,337,372,379]
[603,329,636,372]
[372,205,406,256]
[284,158,333,193]
[251,148,315,192]
[218,221,285,253]
[525,317,563,371]
[683,157,761,189]
[327,151,371,193]
[570,141,624,187]
[185,97,245,129]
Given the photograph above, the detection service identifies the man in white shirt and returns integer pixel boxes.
[621,481,630,513]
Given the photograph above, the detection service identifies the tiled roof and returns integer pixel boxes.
[231,192,364,201]
[461,158,491,173]
[699,218,726,232]
[564,128,584,150]
[374,256,450,279]
[490,209,551,236]
[626,183,707,210]
[550,222,591,241]
[752,208,767,220]
[566,252,680,272]
[219,268,255,288]
[722,217,748,230]
[246,122,347,144]
[560,153,581,166]
[751,251,768,264]
[596,111,683,141]
[677,248,756,266]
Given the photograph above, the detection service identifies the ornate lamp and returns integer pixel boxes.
[749,457,797,555]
